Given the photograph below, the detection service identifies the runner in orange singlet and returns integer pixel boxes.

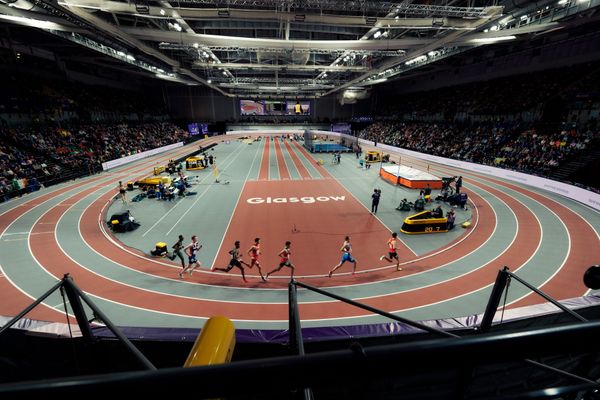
[248,237,266,282]
[379,232,402,271]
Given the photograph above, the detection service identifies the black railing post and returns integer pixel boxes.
[288,279,304,356]
[63,276,156,370]
[61,274,95,342]
[288,279,313,400]
[480,266,511,333]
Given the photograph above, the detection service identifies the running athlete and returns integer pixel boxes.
[265,241,295,280]
[118,181,127,204]
[379,232,402,271]
[169,234,186,270]
[328,236,357,277]
[247,238,266,281]
[212,241,250,282]
[180,235,202,278]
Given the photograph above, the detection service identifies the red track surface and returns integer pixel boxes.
[282,140,312,179]
[213,179,401,276]
[273,138,291,179]
[258,138,270,180]
[1,135,598,325]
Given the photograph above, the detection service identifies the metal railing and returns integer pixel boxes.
[1,271,599,398]
[0,274,155,371]
[287,272,600,399]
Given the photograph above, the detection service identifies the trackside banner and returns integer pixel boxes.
[360,137,600,212]
[101,142,184,171]
[247,196,346,204]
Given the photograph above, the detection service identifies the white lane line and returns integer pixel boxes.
[141,144,245,237]
[277,139,298,180]
[55,186,288,304]
[0,145,197,315]
[402,154,575,279]
[3,231,55,236]
[209,140,262,268]
[0,262,71,319]
[164,143,249,236]
[52,301,69,309]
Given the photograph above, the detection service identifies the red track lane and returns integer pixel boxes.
[0,142,209,319]
[258,138,270,180]
[0,275,74,323]
[20,134,593,322]
[282,140,313,179]
[0,174,107,229]
[289,139,417,257]
[79,175,485,290]
[291,140,332,178]
[0,173,117,322]
[273,138,291,179]
[28,151,544,321]
[24,135,556,321]
[213,179,402,276]
[397,155,597,303]
[71,175,531,320]
[479,178,599,305]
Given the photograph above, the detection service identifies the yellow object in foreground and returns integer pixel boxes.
[184,316,235,367]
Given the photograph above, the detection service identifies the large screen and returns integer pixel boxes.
[188,123,209,136]
[188,123,200,135]
[240,100,310,116]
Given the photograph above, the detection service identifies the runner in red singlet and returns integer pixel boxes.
[379,232,402,271]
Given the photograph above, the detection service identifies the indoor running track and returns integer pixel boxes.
[0,135,598,330]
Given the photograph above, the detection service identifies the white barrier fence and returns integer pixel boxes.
[101,142,184,171]
[356,137,600,212]
[226,129,600,211]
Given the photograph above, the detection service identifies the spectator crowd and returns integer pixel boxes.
[359,121,599,185]
[1,122,189,202]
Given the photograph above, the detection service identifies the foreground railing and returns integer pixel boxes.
[1,269,599,398]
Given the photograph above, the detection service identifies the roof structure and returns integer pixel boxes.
[1,0,599,97]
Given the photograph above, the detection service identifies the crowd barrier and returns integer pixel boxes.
[101,142,184,171]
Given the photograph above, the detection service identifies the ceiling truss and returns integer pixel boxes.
[0,0,596,97]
